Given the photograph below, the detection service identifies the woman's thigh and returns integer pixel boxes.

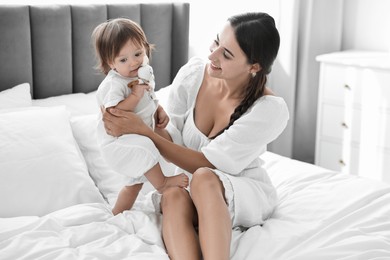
[190,167,234,223]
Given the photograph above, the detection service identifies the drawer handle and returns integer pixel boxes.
[344,84,351,90]
[339,159,346,166]
[341,122,349,129]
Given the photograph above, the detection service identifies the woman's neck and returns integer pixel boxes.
[203,63,248,101]
[218,77,249,101]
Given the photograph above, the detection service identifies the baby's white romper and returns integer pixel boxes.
[96,70,159,185]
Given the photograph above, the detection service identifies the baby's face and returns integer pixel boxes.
[109,39,146,78]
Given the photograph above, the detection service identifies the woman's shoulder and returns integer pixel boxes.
[230,95,289,141]
[246,95,289,124]
[256,95,288,113]
[171,56,207,95]
[188,56,207,66]
[229,95,289,130]
[178,56,207,77]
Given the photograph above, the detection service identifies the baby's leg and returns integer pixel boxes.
[112,183,143,215]
[145,163,189,193]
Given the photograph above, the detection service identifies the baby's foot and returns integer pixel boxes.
[157,173,189,193]
[170,173,189,188]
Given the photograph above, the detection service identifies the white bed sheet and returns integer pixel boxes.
[1,152,390,259]
[0,202,167,260]
[233,152,390,259]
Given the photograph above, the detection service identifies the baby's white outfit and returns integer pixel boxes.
[159,57,289,228]
[96,69,159,185]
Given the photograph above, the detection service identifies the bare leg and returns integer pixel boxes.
[112,183,143,215]
[190,168,231,260]
[161,187,202,260]
[145,163,189,193]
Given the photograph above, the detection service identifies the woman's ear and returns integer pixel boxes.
[250,63,261,74]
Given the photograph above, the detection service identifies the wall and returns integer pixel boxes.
[342,0,390,52]
[184,0,280,58]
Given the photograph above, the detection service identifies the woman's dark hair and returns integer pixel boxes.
[212,12,280,139]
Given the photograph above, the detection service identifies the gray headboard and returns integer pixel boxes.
[0,3,189,98]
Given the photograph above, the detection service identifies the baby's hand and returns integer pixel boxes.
[128,80,150,98]
[155,105,169,128]
[127,80,139,89]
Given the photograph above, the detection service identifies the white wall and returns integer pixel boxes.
[342,0,390,52]
[185,1,280,58]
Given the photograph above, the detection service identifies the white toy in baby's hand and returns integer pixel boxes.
[127,56,155,89]
[138,57,154,84]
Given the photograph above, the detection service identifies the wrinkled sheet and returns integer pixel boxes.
[1,152,390,259]
[0,201,167,260]
[239,152,390,259]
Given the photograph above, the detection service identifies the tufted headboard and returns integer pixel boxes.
[0,3,189,99]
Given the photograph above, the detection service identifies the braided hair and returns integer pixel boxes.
[211,12,280,139]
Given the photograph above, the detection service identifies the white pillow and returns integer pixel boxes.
[32,91,100,117]
[0,83,32,110]
[70,114,127,205]
[0,106,105,217]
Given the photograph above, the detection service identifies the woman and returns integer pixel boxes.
[103,12,289,260]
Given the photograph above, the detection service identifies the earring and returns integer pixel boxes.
[252,72,256,78]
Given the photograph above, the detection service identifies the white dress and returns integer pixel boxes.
[96,69,159,185]
[165,57,289,228]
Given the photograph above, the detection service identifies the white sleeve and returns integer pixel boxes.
[102,82,127,109]
[166,57,205,145]
[201,96,289,175]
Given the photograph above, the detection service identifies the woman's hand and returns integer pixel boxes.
[101,107,153,137]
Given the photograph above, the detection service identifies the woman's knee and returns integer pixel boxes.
[190,168,222,197]
[161,187,192,213]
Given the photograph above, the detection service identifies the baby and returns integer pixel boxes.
[92,18,188,215]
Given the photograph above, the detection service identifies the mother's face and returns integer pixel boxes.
[207,22,253,82]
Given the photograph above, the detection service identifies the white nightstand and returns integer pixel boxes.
[315,50,390,184]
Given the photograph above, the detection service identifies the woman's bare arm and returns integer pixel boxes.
[103,108,215,173]
[148,128,215,173]
[154,127,172,141]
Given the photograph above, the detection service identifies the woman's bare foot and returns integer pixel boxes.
[157,173,189,193]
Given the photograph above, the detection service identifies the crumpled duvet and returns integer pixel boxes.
[1,152,390,260]
[0,203,168,260]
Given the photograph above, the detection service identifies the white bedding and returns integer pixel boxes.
[1,85,390,259]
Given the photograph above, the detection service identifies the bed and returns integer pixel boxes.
[1,3,390,260]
